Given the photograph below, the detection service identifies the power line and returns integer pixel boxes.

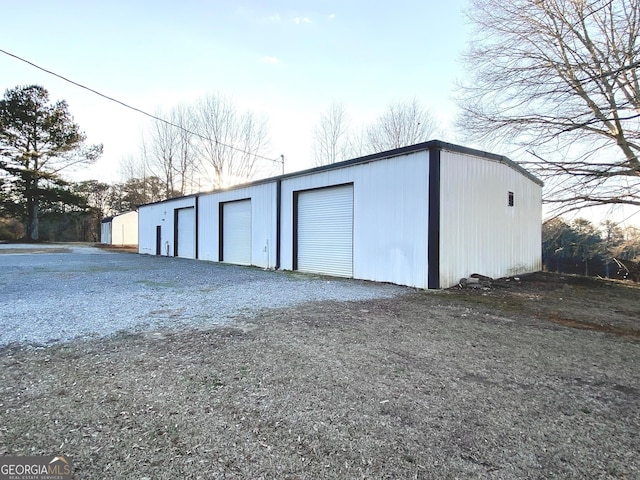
[0,47,284,166]
[613,208,640,228]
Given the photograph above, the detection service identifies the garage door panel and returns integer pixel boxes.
[223,200,252,265]
[297,185,353,277]
[177,207,195,259]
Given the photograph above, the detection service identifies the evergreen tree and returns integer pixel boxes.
[0,85,102,240]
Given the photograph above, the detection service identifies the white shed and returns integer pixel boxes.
[138,141,543,288]
[101,211,138,246]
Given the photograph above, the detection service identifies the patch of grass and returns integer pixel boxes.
[32,265,134,274]
[33,266,54,273]
[198,286,218,293]
[78,266,113,273]
[0,248,72,255]
[135,280,176,288]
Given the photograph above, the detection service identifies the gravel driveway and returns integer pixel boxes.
[0,244,405,347]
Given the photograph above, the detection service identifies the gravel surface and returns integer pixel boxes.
[0,244,405,347]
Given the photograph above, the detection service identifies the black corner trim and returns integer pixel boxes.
[195,196,199,260]
[428,147,441,289]
[218,202,224,262]
[292,190,299,271]
[276,180,281,270]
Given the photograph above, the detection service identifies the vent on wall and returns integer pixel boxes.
[508,191,514,207]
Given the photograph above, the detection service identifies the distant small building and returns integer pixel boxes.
[101,211,138,246]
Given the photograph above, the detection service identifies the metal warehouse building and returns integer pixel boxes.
[138,141,543,289]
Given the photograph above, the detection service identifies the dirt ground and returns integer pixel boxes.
[0,272,638,479]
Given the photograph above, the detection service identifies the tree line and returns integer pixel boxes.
[0,176,164,242]
[543,218,640,278]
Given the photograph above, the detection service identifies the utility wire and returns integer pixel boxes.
[613,208,640,228]
[0,48,284,165]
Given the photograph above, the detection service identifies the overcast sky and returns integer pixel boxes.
[0,0,471,183]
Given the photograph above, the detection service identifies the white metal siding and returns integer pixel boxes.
[281,151,430,288]
[297,185,353,277]
[138,197,196,256]
[439,150,542,288]
[100,222,112,244]
[223,200,252,265]
[177,207,195,258]
[111,211,138,245]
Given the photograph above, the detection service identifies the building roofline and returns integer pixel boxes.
[431,140,544,186]
[138,140,543,208]
[101,210,138,223]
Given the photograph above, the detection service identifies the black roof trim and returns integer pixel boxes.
[101,211,139,223]
[139,140,543,208]
[432,141,544,186]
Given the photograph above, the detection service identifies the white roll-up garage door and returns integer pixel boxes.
[177,207,195,259]
[297,184,353,277]
[222,199,252,265]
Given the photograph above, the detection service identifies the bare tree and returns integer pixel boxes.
[144,105,196,198]
[312,101,351,166]
[616,225,640,261]
[346,127,369,158]
[366,99,437,153]
[457,0,640,215]
[172,104,197,195]
[194,94,269,188]
[147,110,178,198]
[600,219,625,276]
[119,153,147,186]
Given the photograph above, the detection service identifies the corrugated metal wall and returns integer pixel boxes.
[100,222,111,244]
[198,183,278,269]
[138,197,196,256]
[281,151,430,288]
[439,150,542,288]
